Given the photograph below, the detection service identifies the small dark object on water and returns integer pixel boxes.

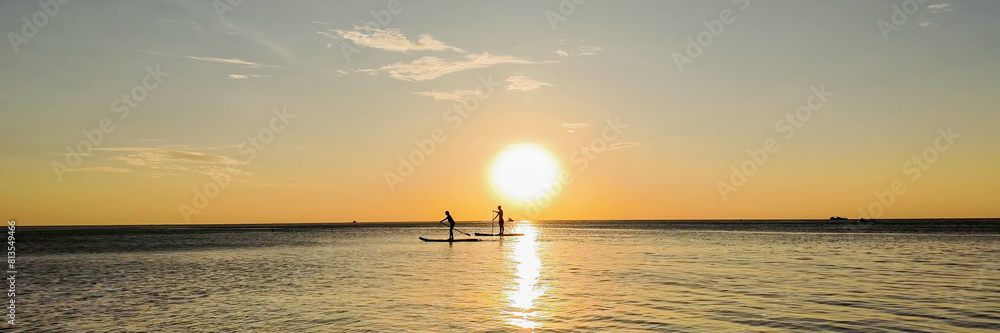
[419,237,480,242]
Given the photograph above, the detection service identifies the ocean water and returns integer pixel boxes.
[17,220,1000,332]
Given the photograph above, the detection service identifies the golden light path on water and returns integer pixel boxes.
[506,223,543,329]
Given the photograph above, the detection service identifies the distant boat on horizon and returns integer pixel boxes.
[829,216,878,222]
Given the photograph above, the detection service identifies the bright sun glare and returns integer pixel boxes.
[490,144,560,202]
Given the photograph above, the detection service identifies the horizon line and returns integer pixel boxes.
[15,217,1000,228]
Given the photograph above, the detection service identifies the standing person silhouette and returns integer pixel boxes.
[441,211,456,241]
[493,205,504,235]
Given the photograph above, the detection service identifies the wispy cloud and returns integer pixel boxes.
[187,56,275,68]
[227,74,272,80]
[316,31,337,40]
[413,89,485,101]
[919,3,952,28]
[560,123,589,129]
[372,53,552,81]
[555,39,603,56]
[556,45,603,57]
[51,152,93,157]
[139,50,280,68]
[560,123,589,133]
[327,27,464,53]
[505,74,553,91]
[73,166,133,173]
[918,20,938,28]
[928,3,952,13]
[249,183,340,190]
[145,172,183,178]
[353,68,379,76]
[94,147,250,179]
[578,46,602,56]
[583,142,640,153]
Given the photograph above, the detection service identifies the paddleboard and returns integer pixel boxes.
[419,237,480,242]
[473,233,525,237]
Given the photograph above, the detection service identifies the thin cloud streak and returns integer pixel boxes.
[139,50,280,68]
[584,142,640,153]
[331,27,464,53]
[371,53,553,81]
[73,166,133,173]
[506,74,553,91]
[93,147,251,178]
[413,89,485,101]
[559,123,590,129]
[928,3,952,13]
[228,74,272,79]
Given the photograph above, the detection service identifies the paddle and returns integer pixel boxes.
[438,220,472,237]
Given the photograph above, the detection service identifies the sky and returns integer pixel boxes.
[1,0,998,226]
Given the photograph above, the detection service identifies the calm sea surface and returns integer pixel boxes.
[18,220,1000,332]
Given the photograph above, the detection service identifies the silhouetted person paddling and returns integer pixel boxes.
[441,211,456,241]
[493,205,504,235]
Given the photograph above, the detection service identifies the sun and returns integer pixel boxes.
[490,144,560,202]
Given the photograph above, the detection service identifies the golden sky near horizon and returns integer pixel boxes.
[2,1,999,225]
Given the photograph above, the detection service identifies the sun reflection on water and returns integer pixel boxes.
[507,223,543,329]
